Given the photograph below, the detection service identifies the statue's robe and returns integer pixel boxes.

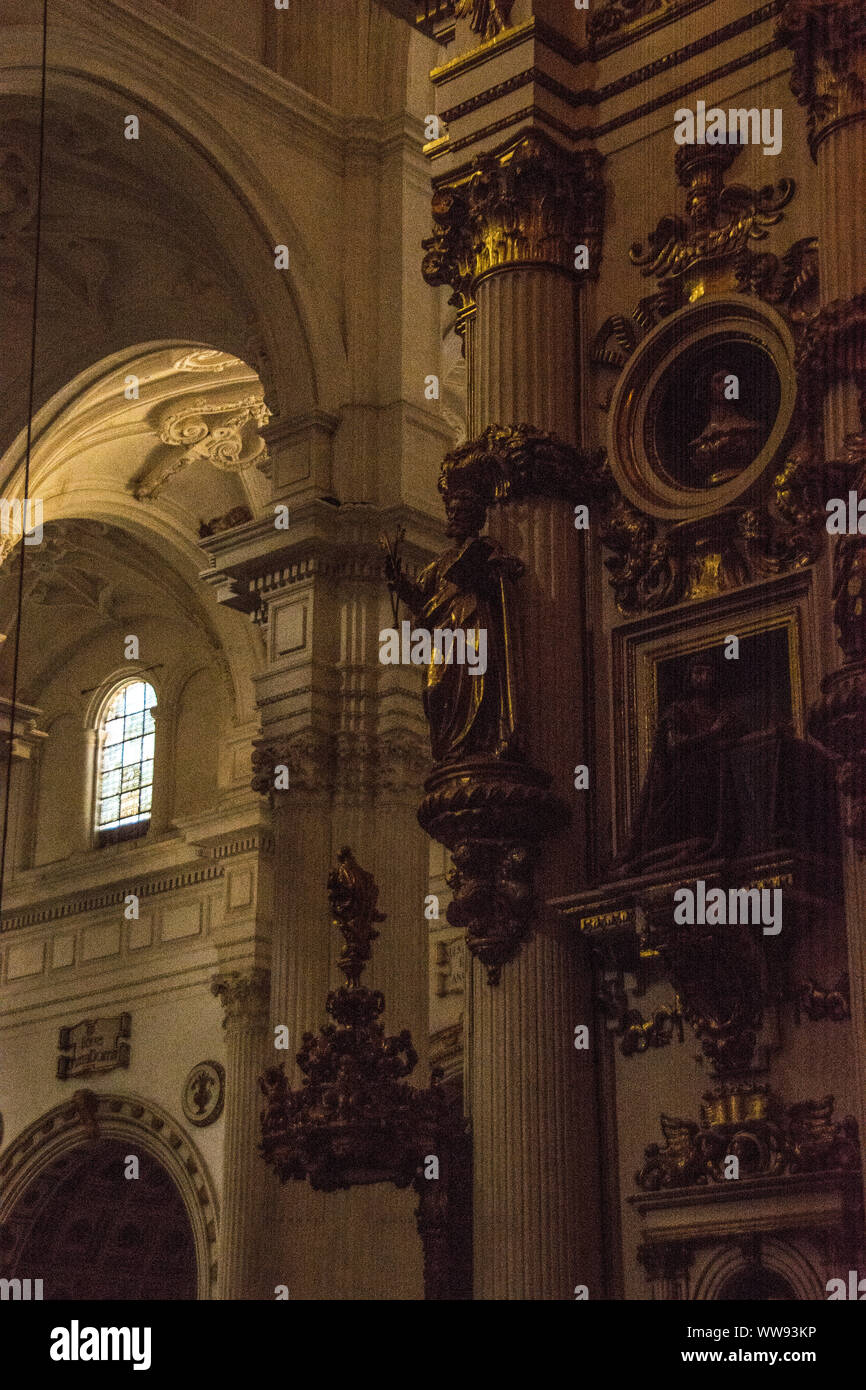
[412,536,516,765]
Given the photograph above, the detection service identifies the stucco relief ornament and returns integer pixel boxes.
[454,0,514,41]
[132,394,270,500]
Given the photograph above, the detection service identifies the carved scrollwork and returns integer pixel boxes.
[596,975,685,1056]
[635,1086,859,1190]
[418,759,569,984]
[629,145,794,289]
[133,393,270,500]
[453,0,514,41]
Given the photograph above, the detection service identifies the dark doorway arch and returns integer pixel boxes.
[6,1139,196,1300]
[716,1265,797,1300]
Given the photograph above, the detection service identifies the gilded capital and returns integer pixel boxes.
[211,968,270,1024]
[778,0,866,155]
[422,134,605,309]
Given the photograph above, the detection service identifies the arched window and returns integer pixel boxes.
[94,680,156,845]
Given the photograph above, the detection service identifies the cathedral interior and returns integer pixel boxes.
[1,0,866,1306]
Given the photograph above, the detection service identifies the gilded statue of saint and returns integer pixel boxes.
[616,653,745,876]
[688,367,764,485]
[382,488,523,765]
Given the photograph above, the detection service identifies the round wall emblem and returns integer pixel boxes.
[607,297,796,521]
[182,1060,225,1128]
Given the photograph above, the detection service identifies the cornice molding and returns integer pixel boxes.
[428,9,787,165]
[0,861,224,936]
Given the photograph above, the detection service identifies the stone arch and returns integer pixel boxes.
[694,1236,825,1302]
[0,1089,219,1299]
[0,341,268,728]
[0,12,350,434]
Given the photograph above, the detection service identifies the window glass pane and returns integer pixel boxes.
[95,681,157,834]
[105,690,126,721]
[124,712,144,740]
[100,769,121,798]
[122,737,142,765]
[121,764,142,792]
[102,742,122,770]
[125,683,146,713]
[104,717,124,746]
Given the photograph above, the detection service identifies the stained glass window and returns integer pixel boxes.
[95,681,156,842]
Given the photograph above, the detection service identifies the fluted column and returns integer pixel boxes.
[422,132,605,1299]
[474,270,579,435]
[783,0,866,1216]
[211,967,270,1299]
[781,1,866,453]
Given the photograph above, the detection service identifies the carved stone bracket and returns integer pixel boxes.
[422,132,605,312]
[258,848,470,1299]
[453,0,514,41]
[589,0,667,45]
[779,0,866,156]
[793,974,851,1023]
[639,885,768,1076]
[418,759,569,984]
[797,291,866,426]
[635,1086,859,1190]
[133,393,270,500]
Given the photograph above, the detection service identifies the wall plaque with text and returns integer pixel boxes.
[56,1014,131,1080]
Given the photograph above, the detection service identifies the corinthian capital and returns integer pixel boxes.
[778,0,866,155]
[422,134,605,309]
[251,730,333,796]
[211,968,270,1024]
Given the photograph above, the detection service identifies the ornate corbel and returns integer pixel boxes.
[133,393,270,500]
[438,423,607,515]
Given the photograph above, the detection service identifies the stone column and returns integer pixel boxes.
[211,966,271,1299]
[146,702,175,839]
[782,0,866,1219]
[780,1,866,454]
[422,132,606,1299]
